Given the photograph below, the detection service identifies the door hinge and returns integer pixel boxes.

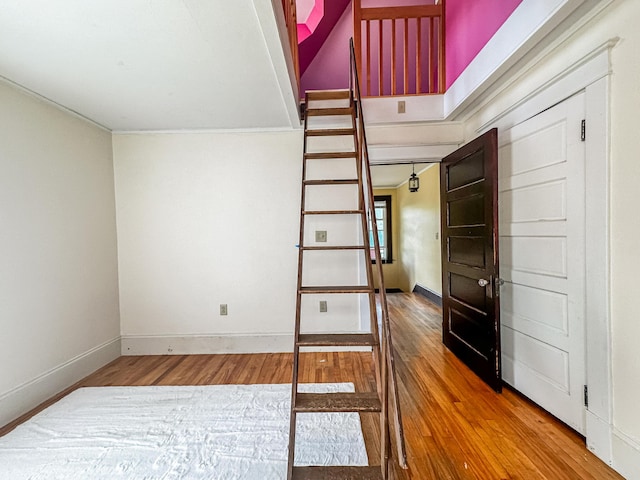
[584,385,589,407]
[581,119,586,141]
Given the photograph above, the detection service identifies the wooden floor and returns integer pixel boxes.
[0,293,623,479]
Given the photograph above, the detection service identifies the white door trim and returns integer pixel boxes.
[583,74,612,462]
[476,43,614,465]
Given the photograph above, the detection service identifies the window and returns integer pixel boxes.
[369,195,392,263]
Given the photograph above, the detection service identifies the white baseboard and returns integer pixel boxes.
[121,334,294,355]
[0,337,121,429]
[120,334,373,355]
[612,429,640,479]
[586,410,613,465]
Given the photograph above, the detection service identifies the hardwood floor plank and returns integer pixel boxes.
[0,293,623,480]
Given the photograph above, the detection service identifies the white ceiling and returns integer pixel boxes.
[370,163,436,189]
[0,0,300,131]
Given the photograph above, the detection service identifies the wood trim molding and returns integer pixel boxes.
[443,0,587,119]
[478,43,616,471]
[121,334,293,355]
[478,38,617,135]
[360,5,441,21]
[413,284,442,307]
[254,0,301,127]
[611,428,640,479]
[0,337,121,429]
[120,334,372,356]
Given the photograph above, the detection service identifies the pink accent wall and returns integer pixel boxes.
[298,0,350,77]
[297,0,324,43]
[300,3,352,95]
[445,0,522,89]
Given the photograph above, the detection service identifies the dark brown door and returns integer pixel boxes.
[440,128,501,392]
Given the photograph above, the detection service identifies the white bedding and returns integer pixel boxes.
[0,383,368,479]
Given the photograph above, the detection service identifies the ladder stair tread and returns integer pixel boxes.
[291,466,383,480]
[300,245,366,251]
[306,89,351,101]
[302,209,364,215]
[294,392,381,413]
[303,179,359,186]
[299,285,373,294]
[297,333,377,347]
[304,152,356,159]
[306,128,355,137]
[306,107,354,117]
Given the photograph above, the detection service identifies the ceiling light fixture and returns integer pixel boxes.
[408,163,419,192]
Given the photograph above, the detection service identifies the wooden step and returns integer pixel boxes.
[304,152,356,160]
[306,128,355,137]
[294,392,382,413]
[303,179,359,186]
[306,90,351,101]
[297,333,377,347]
[300,245,366,251]
[292,465,382,480]
[299,286,373,294]
[306,107,353,117]
[302,210,364,216]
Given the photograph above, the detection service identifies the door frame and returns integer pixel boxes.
[468,43,614,463]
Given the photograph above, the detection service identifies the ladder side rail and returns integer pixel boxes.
[350,83,383,395]
[357,103,395,474]
[350,40,390,477]
[358,66,409,474]
[287,93,311,480]
[350,38,408,470]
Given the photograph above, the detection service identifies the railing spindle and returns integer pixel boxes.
[391,19,396,95]
[403,18,409,95]
[439,11,446,93]
[417,18,422,94]
[378,19,383,96]
[353,0,363,94]
[366,20,371,96]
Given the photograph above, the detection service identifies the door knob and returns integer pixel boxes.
[478,278,489,287]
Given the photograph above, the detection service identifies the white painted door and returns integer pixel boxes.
[498,93,586,434]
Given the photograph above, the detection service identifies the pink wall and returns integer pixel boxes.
[300,3,352,95]
[445,0,522,89]
[297,0,325,43]
[298,0,350,76]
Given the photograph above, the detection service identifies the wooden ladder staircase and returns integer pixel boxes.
[286,87,406,480]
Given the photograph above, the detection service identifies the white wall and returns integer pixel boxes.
[0,82,120,427]
[462,1,640,476]
[396,165,442,295]
[113,131,306,354]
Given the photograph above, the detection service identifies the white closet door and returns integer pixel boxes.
[498,92,586,434]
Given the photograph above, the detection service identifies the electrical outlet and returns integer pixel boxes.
[435,232,439,240]
[319,300,327,313]
[315,230,327,242]
[220,304,228,315]
[397,100,406,114]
